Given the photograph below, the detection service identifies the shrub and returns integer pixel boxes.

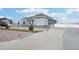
[29,25,34,31]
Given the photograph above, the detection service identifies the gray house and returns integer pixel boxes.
[0,17,13,27]
[21,13,57,28]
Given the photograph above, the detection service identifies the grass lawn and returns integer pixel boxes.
[8,29,40,33]
[0,27,40,33]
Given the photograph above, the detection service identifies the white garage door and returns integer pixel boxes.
[33,18,48,26]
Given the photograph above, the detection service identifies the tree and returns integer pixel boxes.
[17,21,20,27]
[29,24,34,31]
[28,20,34,31]
[18,21,20,24]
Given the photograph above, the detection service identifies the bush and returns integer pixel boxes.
[6,25,9,29]
[29,25,34,31]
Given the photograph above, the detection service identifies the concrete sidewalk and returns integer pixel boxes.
[0,29,65,50]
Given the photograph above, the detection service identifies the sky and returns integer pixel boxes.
[0,8,79,23]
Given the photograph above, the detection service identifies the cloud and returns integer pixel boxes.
[50,13,64,18]
[16,8,65,23]
[0,16,11,19]
[16,8,49,17]
[64,8,74,15]
[64,8,79,15]
[49,13,67,23]
[50,8,79,23]
[16,8,79,23]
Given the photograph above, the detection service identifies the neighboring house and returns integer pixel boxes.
[0,17,13,27]
[21,13,57,28]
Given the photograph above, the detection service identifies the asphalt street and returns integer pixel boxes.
[63,28,79,50]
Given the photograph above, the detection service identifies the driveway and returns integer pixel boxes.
[0,28,79,50]
[0,28,65,50]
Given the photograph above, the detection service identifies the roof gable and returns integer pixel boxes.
[21,13,57,24]
[22,13,56,21]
